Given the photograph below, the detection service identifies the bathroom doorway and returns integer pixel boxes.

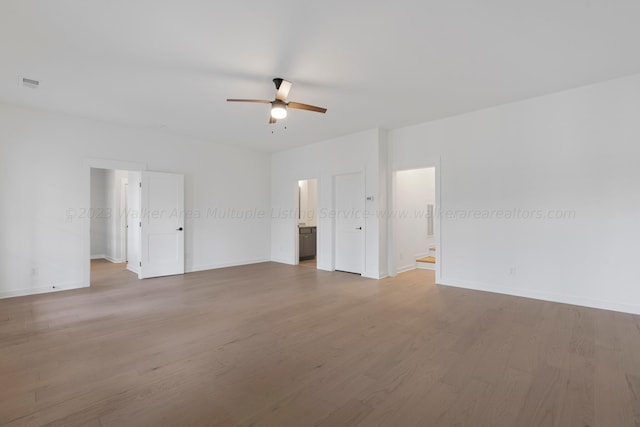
[296,178,318,267]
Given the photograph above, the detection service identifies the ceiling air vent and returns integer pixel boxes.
[22,78,40,89]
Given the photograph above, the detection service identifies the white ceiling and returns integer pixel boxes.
[2,0,640,152]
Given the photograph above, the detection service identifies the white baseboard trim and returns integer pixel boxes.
[91,255,125,263]
[126,264,140,275]
[396,264,415,274]
[270,257,295,265]
[416,262,436,271]
[439,277,640,316]
[187,258,270,273]
[362,270,389,279]
[0,282,88,300]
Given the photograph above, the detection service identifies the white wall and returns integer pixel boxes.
[105,169,128,263]
[394,168,435,272]
[0,103,271,298]
[388,72,640,315]
[90,168,108,258]
[271,129,388,278]
[127,171,141,275]
[298,179,317,227]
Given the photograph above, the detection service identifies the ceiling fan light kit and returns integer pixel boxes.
[227,78,326,124]
[270,100,287,119]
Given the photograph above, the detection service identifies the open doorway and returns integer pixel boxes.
[90,168,136,283]
[296,178,318,268]
[393,167,437,274]
[88,167,184,284]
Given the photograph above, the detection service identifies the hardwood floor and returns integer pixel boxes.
[298,257,317,268]
[1,260,640,426]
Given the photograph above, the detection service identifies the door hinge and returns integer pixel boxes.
[139,221,142,227]
[139,262,141,267]
[139,182,142,188]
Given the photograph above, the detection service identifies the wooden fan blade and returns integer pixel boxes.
[275,80,292,101]
[287,102,327,113]
[269,116,277,124]
[226,99,270,104]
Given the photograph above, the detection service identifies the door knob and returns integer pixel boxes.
[177,227,183,231]
[356,227,362,230]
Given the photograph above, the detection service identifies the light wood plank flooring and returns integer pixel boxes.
[1,260,640,426]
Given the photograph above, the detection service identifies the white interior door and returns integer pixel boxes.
[139,171,185,279]
[334,172,364,274]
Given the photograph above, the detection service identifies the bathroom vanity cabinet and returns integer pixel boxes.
[299,226,316,260]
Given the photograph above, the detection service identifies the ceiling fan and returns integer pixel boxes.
[227,78,327,124]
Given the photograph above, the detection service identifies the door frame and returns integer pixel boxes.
[83,158,147,287]
[389,159,441,283]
